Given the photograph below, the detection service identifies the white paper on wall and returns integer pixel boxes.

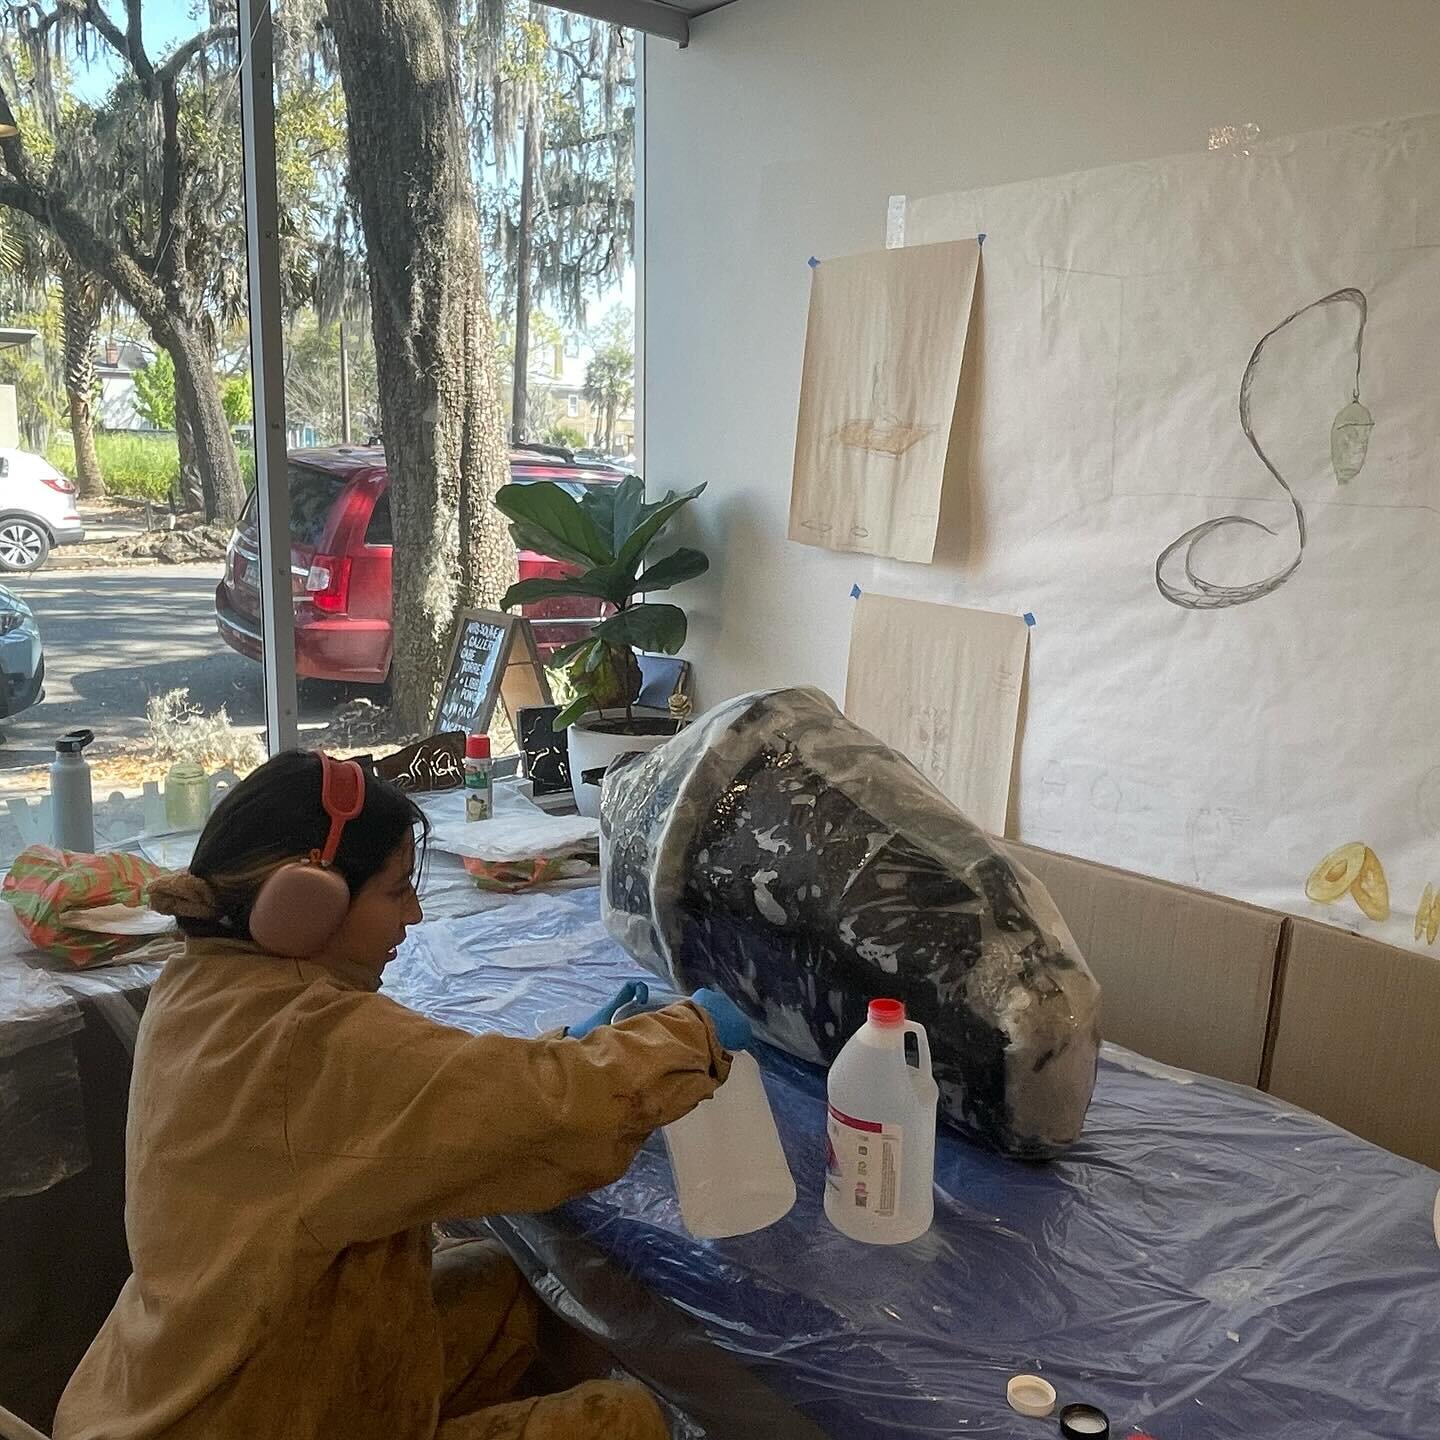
[789,239,980,563]
[845,594,1029,836]
[892,113,1440,951]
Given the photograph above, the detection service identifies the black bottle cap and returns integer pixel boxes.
[1060,1403,1111,1439]
[55,729,95,755]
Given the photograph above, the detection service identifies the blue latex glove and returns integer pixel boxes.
[568,980,651,1039]
[689,988,753,1052]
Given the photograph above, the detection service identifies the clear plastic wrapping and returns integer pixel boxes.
[0,941,88,1197]
[600,687,1100,1156]
[387,888,1440,1440]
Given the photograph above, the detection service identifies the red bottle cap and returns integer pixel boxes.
[466,734,491,760]
[868,998,905,1028]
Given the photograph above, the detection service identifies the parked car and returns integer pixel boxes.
[214,445,628,686]
[0,583,44,719]
[0,448,85,573]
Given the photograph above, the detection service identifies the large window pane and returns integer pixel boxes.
[266,2,638,760]
[0,3,267,865]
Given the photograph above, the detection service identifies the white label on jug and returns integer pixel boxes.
[826,1105,903,1218]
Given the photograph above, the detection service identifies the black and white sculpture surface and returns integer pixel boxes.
[601,687,1101,1158]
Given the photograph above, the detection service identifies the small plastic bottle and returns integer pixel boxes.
[464,734,493,822]
[824,998,938,1245]
[50,729,96,853]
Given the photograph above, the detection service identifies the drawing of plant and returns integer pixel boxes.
[1155,287,1371,610]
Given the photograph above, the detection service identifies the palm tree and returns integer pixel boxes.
[57,257,107,499]
[583,340,632,455]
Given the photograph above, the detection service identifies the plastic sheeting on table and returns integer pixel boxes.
[385,888,1440,1440]
[0,907,87,1196]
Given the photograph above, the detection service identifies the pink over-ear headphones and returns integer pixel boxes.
[248,753,366,957]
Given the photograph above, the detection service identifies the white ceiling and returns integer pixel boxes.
[546,1,743,46]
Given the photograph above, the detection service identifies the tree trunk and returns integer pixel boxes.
[60,268,105,500]
[509,106,537,447]
[0,174,244,526]
[173,392,204,514]
[159,325,245,525]
[339,317,352,444]
[328,0,516,738]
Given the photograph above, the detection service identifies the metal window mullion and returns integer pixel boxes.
[634,31,647,479]
[238,0,299,754]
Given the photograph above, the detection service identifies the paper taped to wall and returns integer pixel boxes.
[790,238,980,563]
[896,112,1440,950]
[845,594,1028,836]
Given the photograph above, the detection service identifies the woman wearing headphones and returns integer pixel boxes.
[54,751,750,1440]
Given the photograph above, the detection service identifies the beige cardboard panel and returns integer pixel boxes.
[1007,841,1282,1087]
[846,594,1028,836]
[790,239,980,563]
[1266,919,1440,1170]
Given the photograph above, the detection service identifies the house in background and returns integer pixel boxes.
[0,327,39,447]
[514,329,636,458]
[96,338,160,431]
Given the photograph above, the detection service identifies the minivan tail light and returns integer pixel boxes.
[305,555,352,614]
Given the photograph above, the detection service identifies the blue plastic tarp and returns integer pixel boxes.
[384,888,1440,1440]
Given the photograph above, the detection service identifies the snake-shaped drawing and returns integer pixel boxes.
[1155,287,1371,610]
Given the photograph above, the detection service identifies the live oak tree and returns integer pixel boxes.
[326,0,516,735]
[480,3,634,442]
[0,4,248,522]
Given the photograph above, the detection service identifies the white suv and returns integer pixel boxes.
[0,448,85,572]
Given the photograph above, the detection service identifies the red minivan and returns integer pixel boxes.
[215,444,624,686]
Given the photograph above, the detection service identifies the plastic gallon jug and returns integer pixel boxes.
[662,1050,797,1239]
[825,999,939,1245]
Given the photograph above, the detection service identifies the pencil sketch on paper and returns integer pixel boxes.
[832,364,938,458]
[1155,287,1372,610]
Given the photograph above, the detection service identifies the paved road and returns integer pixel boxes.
[0,564,354,773]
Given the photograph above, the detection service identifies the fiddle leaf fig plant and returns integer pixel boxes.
[496,474,708,728]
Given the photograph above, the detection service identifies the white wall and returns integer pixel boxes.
[643,0,1440,707]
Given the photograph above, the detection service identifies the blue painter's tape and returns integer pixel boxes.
[851,584,862,599]
[977,232,987,248]
[808,255,821,269]
[1023,611,1036,627]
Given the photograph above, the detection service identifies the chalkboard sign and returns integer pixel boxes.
[431,609,552,738]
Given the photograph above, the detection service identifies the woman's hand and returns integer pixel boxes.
[688,989,752,1051]
[567,980,651,1039]
[568,981,753,1052]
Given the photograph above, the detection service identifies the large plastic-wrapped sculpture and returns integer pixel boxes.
[601,688,1101,1157]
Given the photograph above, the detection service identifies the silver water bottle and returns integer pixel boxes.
[50,729,96,853]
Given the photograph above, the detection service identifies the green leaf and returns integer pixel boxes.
[595,603,688,654]
[548,638,593,667]
[636,547,709,593]
[553,694,593,730]
[501,574,614,608]
[615,483,707,571]
[577,480,625,552]
[495,482,609,567]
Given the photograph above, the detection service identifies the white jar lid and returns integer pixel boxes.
[1007,1373,1057,1418]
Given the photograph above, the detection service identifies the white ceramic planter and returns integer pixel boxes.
[567,713,678,818]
